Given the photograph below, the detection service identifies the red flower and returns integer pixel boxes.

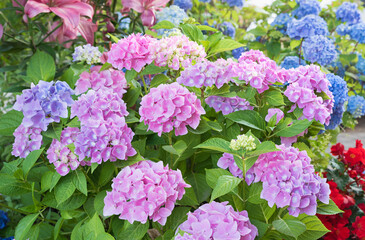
[323,225,350,240]
[349,169,358,179]
[353,216,365,239]
[331,143,345,156]
[358,203,365,213]
[356,140,364,149]
[345,148,364,166]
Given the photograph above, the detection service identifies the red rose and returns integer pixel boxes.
[353,216,365,239]
[331,143,345,156]
[356,140,364,149]
[345,148,364,166]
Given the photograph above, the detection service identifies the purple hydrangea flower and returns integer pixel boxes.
[287,15,329,40]
[246,145,330,217]
[265,108,284,124]
[104,160,190,225]
[302,35,338,66]
[206,96,253,115]
[217,153,243,178]
[336,2,361,25]
[139,82,205,136]
[12,124,42,158]
[292,0,321,19]
[177,201,258,240]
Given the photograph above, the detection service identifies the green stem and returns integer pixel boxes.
[3,32,29,46]
[352,41,359,53]
[0,203,28,214]
[141,76,148,94]
[298,38,304,65]
[81,167,97,191]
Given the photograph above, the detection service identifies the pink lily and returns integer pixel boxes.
[24,0,94,29]
[0,24,3,40]
[122,0,170,27]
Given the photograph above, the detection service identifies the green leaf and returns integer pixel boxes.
[43,191,87,211]
[72,170,88,196]
[246,202,276,223]
[42,122,63,141]
[124,79,141,107]
[273,219,306,239]
[41,171,54,192]
[248,26,267,36]
[247,182,264,203]
[194,138,232,153]
[27,50,55,83]
[226,110,265,131]
[140,64,168,76]
[205,168,232,188]
[262,89,285,106]
[290,40,302,50]
[22,148,44,175]
[55,175,76,204]
[208,39,243,56]
[177,187,199,206]
[54,218,64,240]
[187,173,211,203]
[152,20,175,30]
[206,121,223,132]
[97,162,115,187]
[150,74,169,88]
[274,119,312,137]
[0,173,31,196]
[71,220,86,240]
[210,175,241,201]
[180,24,204,42]
[117,221,149,240]
[196,25,218,32]
[15,213,39,240]
[125,69,138,83]
[165,207,190,232]
[284,214,329,240]
[0,110,23,136]
[94,190,107,217]
[108,33,120,43]
[99,62,112,72]
[96,233,115,240]
[316,200,343,215]
[83,214,105,238]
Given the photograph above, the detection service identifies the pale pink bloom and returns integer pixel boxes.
[12,0,27,7]
[122,0,170,27]
[0,24,3,40]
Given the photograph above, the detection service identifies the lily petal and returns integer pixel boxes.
[24,0,50,18]
[141,8,155,27]
[77,18,97,44]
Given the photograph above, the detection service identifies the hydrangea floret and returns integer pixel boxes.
[217,153,243,178]
[72,44,102,65]
[230,134,256,151]
[287,14,329,40]
[302,35,338,66]
[292,0,321,19]
[336,2,361,25]
[347,95,365,118]
[280,56,306,69]
[205,95,253,115]
[155,5,187,36]
[12,125,43,158]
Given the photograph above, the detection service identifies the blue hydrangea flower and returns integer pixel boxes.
[280,56,306,69]
[356,53,365,75]
[173,0,192,11]
[347,95,365,118]
[287,14,329,40]
[116,12,131,30]
[156,5,187,35]
[325,73,348,130]
[302,35,337,66]
[0,237,14,240]
[329,60,345,78]
[336,2,361,25]
[199,0,211,2]
[271,13,293,34]
[218,22,235,38]
[232,47,248,59]
[292,0,321,19]
[0,210,9,229]
[221,0,244,8]
[336,23,352,36]
[349,23,365,43]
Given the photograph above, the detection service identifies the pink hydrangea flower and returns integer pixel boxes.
[217,153,243,178]
[12,124,42,158]
[206,95,253,115]
[107,33,155,72]
[103,160,190,225]
[150,35,206,70]
[265,108,284,124]
[177,201,258,240]
[246,145,330,217]
[139,82,205,136]
[47,127,81,176]
[75,67,128,98]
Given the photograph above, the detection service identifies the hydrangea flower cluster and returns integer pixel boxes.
[302,35,337,66]
[13,81,74,131]
[221,0,244,8]
[75,67,128,97]
[12,125,42,158]
[217,153,243,178]
[349,23,365,44]
[218,22,235,38]
[271,13,293,34]
[330,60,346,78]
[245,145,330,217]
[177,201,258,240]
[234,50,284,93]
[205,95,253,115]
[231,46,248,59]
[47,127,81,176]
[107,33,154,72]
[347,95,365,118]
[325,74,348,130]
[177,59,234,89]
[173,0,192,11]
[71,88,136,163]
[336,23,352,36]
[150,35,206,70]
[292,0,321,19]
[139,83,205,136]
[282,65,334,125]
[280,56,306,69]
[336,2,361,25]
[72,44,101,65]
[287,15,329,40]
[265,108,284,124]
[356,53,365,75]
[103,160,190,225]
[0,210,9,229]
[155,6,187,35]
[230,134,256,151]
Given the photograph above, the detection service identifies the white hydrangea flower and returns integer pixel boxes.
[230,134,256,151]
[72,44,102,65]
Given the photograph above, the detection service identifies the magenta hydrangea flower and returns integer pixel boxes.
[177,201,258,240]
[103,160,190,225]
[47,127,81,176]
[245,145,330,217]
[217,153,243,178]
[265,108,284,124]
[75,67,128,98]
[74,118,136,164]
[139,82,205,136]
[205,96,253,115]
[71,88,128,128]
[107,33,155,72]
[282,65,334,125]
[150,35,206,70]
[177,59,235,89]
[13,81,74,131]
[233,50,284,93]
[12,124,42,158]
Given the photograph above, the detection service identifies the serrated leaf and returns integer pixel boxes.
[194,138,232,153]
[55,175,76,204]
[117,221,149,240]
[210,175,241,201]
[27,50,55,83]
[226,110,265,131]
[209,39,243,56]
[187,173,211,203]
[316,200,343,215]
[22,148,44,175]
[0,110,23,136]
[72,170,88,196]
[205,168,232,188]
[152,20,175,30]
[15,213,39,240]
[274,119,312,137]
[273,219,306,239]
[150,74,169,88]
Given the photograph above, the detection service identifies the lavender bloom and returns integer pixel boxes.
[206,95,253,115]
[287,15,329,40]
[12,124,42,158]
[217,153,243,178]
